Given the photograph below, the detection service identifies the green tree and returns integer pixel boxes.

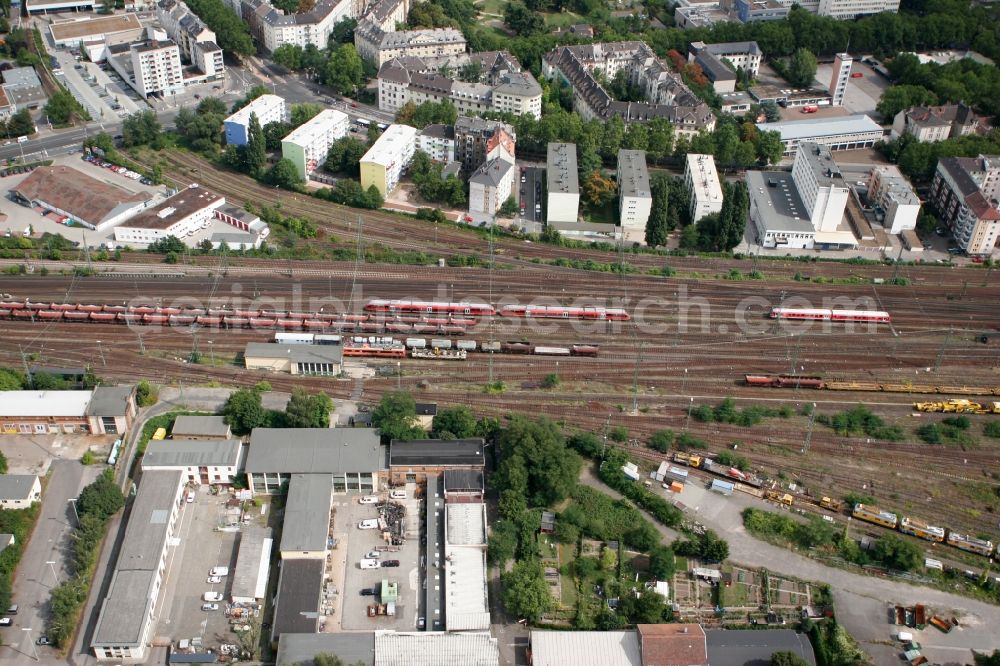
[771,651,810,666]
[184,0,255,56]
[0,450,7,474]
[754,129,784,166]
[431,405,477,439]
[488,519,518,566]
[625,521,661,552]
[76,469,124,520]
[264,158,304,189]
[4,109,36,138]
[331,17,357,44]
[649,545,675,580]
[566,432,602,458]
[622,589,670,624]
[135,380,158,407]
[121,110,162,148]
[552,520,579,545]
[499,196,519,217]
[785,48,818,87]
[244,112,267,176]
[0,367,27,390]
[648,430,674,453]
[44,90,89,125]
[290,102,324,127]
[222,387,266,435]
[283,389,333,428]
[272,44,304,70]
[876,84,939,120]
[872,533,922,571]
[498,417,581,507]
[324,44,364,95]
[324,136,368,176]
[501,560,552,622]
[371,391,425,441]
[263,121,293,151]
[503,1,545,36]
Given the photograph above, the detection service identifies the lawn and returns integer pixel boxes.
[475,0,507,15]
[581,201,619,225]
[544,10,585,28]
[558,544,578,607]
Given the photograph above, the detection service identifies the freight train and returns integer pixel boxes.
[851,504,997,557]
[768,308,891,323]
[744,374,1000,397]
[362,300,632,321]
[273,332,601,358]
[669,452,763,488]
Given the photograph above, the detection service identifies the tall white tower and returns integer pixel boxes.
[828,53,853,107]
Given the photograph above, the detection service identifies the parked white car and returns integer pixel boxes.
[210,567,229,577]
[389,490,406,500]
[207,576,222,584]
[366,550,381,559]
[203,592,223,602]
[201,603,219,611]
[360,559,380,569]
[358,496,379,504]
[358,519,379,530]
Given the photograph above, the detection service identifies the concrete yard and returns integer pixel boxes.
[812,59,889,120]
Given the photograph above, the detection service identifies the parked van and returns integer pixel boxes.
[209,567,229,577]
[203,592,223,602]
[390,489,406,500]
[358,519,379,530]
[360,559,380,569]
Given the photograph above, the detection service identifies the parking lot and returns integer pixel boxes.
[813,59,888,119]
[338,487,423,632]
[516,166,544,234]
[155,485,242,650]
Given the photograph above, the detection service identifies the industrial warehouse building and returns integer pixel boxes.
[281,109,350,180]
[243,342,343,376]
[231,526,273,604]
[169,414,232,440]
[91,470,186,661]
[244,428,381,494]
[0,474,42,509]
[10,166,152,232]
[275,631,500,666]
[0,386,136,435]
[140,438,244,484]
[756,115,885,157]
[113,185,223,245]
[360,124,418,196]
[48,13,143,47]
[388,438,486,484]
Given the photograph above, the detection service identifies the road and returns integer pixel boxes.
[0,460,101,666]
[578,467,1000,665]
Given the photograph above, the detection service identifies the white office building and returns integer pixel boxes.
[281,108,349,180]
[617,149,651,236]
[685,153,724,223]
[867,165,921,234]
[224,94,287,146]
[546,143,579,225]
[359,123,418,196]
[799,0,901,19]
[791,142,850,234]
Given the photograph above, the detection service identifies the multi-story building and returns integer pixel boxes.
[684,153,724,223]
[795,0,901,19]
[124,40,184,98]
[867,165,921,234]
[791,142,850,233]
[891,103,982,142]
[454,116,516,176]
[359,123,418,196]
[377,51,542,119]
[387,438,486,485]
[688,41,762,77]
[756,115,884,156]
[280,108,349,180]
[747,171,817,249]
[114,185,225,245]
[354,22,465,67]
[224,94,287,145]
[156,0,216,62]
[931,155,1000,256]
[141,438,244,485]
[469,158,515,217]
[828,53,852,106]
[416,123,456,162]
[542,42,716,138]
[546,143,580,225]
[617,149,652,237]
[237,0,350,53]
[734,0,789,23]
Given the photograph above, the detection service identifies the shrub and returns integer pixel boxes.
[608,425,628,443]
[985,422,1000,438]
[648,430,674,453]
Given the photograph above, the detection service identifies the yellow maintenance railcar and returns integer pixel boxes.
[913,400,1000,414]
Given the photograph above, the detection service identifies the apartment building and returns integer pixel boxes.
[281,108,349,180]
[931,155,1000,256]
[542,42,715,138]
[377,51,542,119]
[0,475,42,509]
[546,143,580,224]
[867,165,921,234]
[891,103,982,142]
[236,0,350,52]
[791,142,850,234]
[469,158,515,216]
[684,153,724,223]
[224,94,287,146]
[617,149,652,236]
[360,123,418,196]
[157,0,216,62]
[454,116,516,176]
[416,124,456,162]
[126,40,184,98]
[355,22,465,67]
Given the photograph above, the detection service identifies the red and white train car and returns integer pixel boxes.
[364,300,496,316]
[499,305,631,321]
[768,307,890,323]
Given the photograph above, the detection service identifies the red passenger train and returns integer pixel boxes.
[363,300,496,316]
[499,305,631,321]
[768,307,890,323]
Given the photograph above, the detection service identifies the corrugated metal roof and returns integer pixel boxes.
[530,630,641,666]
[756,114,883,141]
[0,390,93,417]
[374,631,499,666]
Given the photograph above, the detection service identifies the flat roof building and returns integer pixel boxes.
[706,629,815,666]
[281,108,349,180]
[141,438,244,484]
[49,13,143,46]
[276,633,375,666]
[10,166,151,232]
[245,428,381,494]
[25,0,97,15]
[444,503,489,631]
[271,558,325,640]
[225,94,286,146]
[1,387,135,435]
[388,438,486,484]
[244,342,343,376]
[747,171,816,250]
[279,473,334,557]
[546,142,579,225]
[360,124,418,196]
[617,150,652,237]
[375,631,500,666]
[231,526,273,604]
[685,153,724,224]
[170,414,231,440]
[756,115,884,156]
[867,165,921,234]
[114,185,224,245]
[791,142,850,234]
[0,474,42,509]
[530,630,642,666]
[425,474,445,631]
[91,470,185,661]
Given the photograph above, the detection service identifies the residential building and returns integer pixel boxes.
[157,0,215,62]
[688,41,762,77]
[637,624,709,666]
[360,123,418,196]
[828,53,852,106]
[891,103,982,142]
[114,185,224,245]
[791,142,849,233]
[377,51,542,119]
[224,94,287,146]
[542,42,716,138]
[617,149,652,235]
[416,124,456,162]
[0,475,42,509]
[453,117,516,176]
[747,170,817,249]
[10,166,151,232]
[91,470,186,661]
[231,527,273,604]
[468,158,515,217]
[734,0,789,22]
[355,23,466,67]
[125,40,184,98]
[0,387,136,435]
[546,142,580,225]
[170,414,232,440]
[931,155,1000,255]
[49,13,144,48]
[141,438,244,484]
[243,342,343,376]
[281,108,350,180]
[388,438,486,484]
[755,115,884,156]
[685,153,724,223]
[867,165,921,234]
[237,0,350,53]
[244,428,381,494]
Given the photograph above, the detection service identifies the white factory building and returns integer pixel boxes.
[225,94,287,146]
[685,153,724,223]
[114,185,223,245]
[546,142,579,225]
[867,165,921,234]
[280,109,349,180]
[617,149,651,239]
[756,115,884,157]
[359,123,418,196]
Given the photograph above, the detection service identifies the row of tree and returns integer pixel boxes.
[409,150,467,207]
[184,0,254,57]
[682,181,750,252]
[882,52,1000,117]
[222,386,334,434]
